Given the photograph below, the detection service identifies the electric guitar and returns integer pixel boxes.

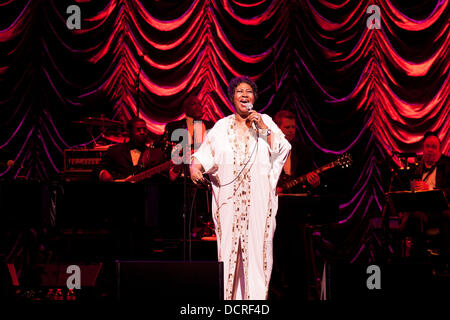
[115,160,173,183]
[278,153,352,193]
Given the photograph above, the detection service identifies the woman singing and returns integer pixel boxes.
[190,76,291,299]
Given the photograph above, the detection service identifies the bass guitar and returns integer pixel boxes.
[115,160,173,183]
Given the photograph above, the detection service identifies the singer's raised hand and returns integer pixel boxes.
[247,110,268,130]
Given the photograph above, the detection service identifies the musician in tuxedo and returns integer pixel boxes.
[98,117,165,182]
[163,95,214,181]
[402,131,450,261]
[410,132,450,198]
[97,117,166,260]
[274,110,320,193]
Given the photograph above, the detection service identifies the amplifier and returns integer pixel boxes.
[63,147,108,172]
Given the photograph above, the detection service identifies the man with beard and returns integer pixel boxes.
[98,117,165,182]
[97,117,166,260]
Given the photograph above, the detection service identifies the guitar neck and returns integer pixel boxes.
[312,162,337,175]
[126,160,173,183]
[285,161,338,189]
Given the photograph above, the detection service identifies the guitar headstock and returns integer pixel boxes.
[336,153,352,168]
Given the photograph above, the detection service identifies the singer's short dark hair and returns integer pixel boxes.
[423,131,441,145]
[227,76,258,103]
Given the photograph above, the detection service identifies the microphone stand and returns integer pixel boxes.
[380,152,402,261]
[182,163,188,262]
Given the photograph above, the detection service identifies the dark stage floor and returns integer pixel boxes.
[1,181,449,303]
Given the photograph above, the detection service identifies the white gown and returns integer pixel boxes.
[193,114,291,300]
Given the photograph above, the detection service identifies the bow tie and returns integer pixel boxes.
[128,142,146,152]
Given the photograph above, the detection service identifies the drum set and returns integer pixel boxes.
[72,115,164,148]
[72,115,127,146]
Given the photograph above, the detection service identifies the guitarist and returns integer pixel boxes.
[270,110,322,300]
[98,117,166,182]
[274,110,320,194]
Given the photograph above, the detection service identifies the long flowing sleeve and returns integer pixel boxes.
[190,114,290,300]
[191,120,220,174]
[261,115,291,191]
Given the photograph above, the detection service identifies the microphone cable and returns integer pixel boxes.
[188,187,197,262]
[201,128,259,188]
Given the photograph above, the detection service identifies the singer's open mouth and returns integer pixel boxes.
[240,100,250,108]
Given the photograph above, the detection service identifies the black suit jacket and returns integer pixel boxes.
[98,143,165,180]
[436,154,450,200]
[279,138,316,193]
[164,119,214,143]
[289,138,315,178]
[163,119,214,158]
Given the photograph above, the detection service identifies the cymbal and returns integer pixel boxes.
[101,133,126,144]
[73,117,122,127]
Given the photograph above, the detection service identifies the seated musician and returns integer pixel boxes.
[163,95,214,181]
[401,131,450,260]
[98,117,165,182]
[274,110,320,193]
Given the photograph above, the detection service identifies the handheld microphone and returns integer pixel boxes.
[242,102,258,129]
[243,102,253,111]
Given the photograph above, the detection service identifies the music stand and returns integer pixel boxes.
[383,189,448,260]
[387,189,448,214]
[275,194,341,299]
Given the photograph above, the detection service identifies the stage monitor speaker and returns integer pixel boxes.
[116,261,223,301]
